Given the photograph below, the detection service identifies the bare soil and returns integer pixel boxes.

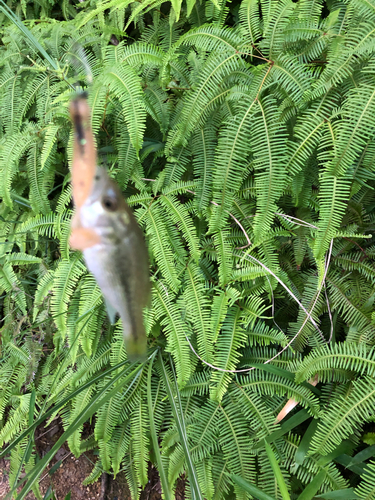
[0,420,185,500]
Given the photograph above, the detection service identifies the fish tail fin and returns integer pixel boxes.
[124,332,147,362]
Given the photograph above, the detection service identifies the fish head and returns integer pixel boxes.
[79,167,135,242]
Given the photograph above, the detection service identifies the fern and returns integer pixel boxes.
[210,306,248,402]
[153,282,192,386]
[2,1,375,498]
[295,343,375,383]
[355,459,375,500]
[311,377,375,455]
[51,255,86,343]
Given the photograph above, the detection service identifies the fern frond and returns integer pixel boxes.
[283,433,348,491]
[195,457,214,500]
[77,274,104,357]
[26,141,53,214]
[160,194,200,261]
[192,123,216,214]
[295,343,375,383]
[17,212,57,239]
[95,390,123,445]
[170,51,245,146]
[326,270,375,344]
[214,229,233,286]
[310,377,375,455]
[40,124,59,170]
[0,262,27,314]
[71,343,111,386]
[144,84,171,133]
[312,176,351,261]
[153,282,192,386]
[355,459,375,500]
[0,393,31,446]
[176,24,242,52]
[51,255,86,341]
[260,0,296,59]
[238,370,319,416]
[232,384,278,441]
[145,203,181,292]
[111,422,131,478]
[208,66,269,229]
[183,263,214,363]
[0,126,36,207]
[210,306,248,402]
[239,0,261,46]
[180,370,211,397]
[66,386,94,456]
[82,459,103,486]
[100,63,146,152]
[130,397,150,486]
[249,96,288,241]
[247,321,288,347]
[219,400,255,500]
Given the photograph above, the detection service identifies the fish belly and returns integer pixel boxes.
[83,242,147,359]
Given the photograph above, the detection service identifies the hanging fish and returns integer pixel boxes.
[69,94,150,360]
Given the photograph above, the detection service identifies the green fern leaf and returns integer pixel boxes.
[239,0,261,46]
[51,255,86,340]
[0,263,27,315]
[153,282,192,386]
[310,377,375,455]
[101,62,146,152]
[145,203,181,292]
[131,397,150,486]
[40,124,59,169]
[160,194,200,262]
[295,343,375,384]
[184,263,214,363]
[210,306,248,402]
[355,459,375,500]
[27,141,53,214]
[219,400,256,500]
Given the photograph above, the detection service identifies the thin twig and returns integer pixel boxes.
[209,199,252,248]
[35,424,59,441]
[237,51,271,62]
[39,451,72,483]
[255,62,273,100]
[325,285,334,343]
[239,251,326,338]
[275,212,318,229]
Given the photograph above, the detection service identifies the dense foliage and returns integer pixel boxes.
[1,0,375,498]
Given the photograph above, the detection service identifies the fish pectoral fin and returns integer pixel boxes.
[104,298,118,324]
[69,227,101,250]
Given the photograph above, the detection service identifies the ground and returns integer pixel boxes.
[0,420,185,500]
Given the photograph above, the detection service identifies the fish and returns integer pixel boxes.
[69,95,150,360]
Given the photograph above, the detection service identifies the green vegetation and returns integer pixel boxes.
[1,0,375,498]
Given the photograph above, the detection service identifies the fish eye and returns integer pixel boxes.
[101,195,118,211]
